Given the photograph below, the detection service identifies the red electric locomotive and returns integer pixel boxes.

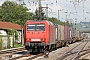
[24,20,56,52]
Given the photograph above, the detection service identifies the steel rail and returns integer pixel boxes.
[72,41,88,60]
[55,40,85,60]
[0,47,24,54]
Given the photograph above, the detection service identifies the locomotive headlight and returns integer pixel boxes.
[27,39,30,41]
[41,38,45,41]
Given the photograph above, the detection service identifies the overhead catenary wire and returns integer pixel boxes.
[66,0,89,22]
[16,0,90,22]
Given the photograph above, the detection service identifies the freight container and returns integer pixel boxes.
[55,24,62,47]
[74,29,76,38]
[75,30,78,40]
[81,33,84,40]
[60,25,65,46]
[73,29,77,42]
[55,24,61,41]
[79,32,84,40]
[64,26,70,40]
[71,28,75,38]
[69,28,72,39]
[55,25,58,41]
[79,31,82,38]
[77,31,80,38]
[69,27,75,43]
[69,28,76,42]
[77,31,81,41]
[75,30,80,40]
[75,30,77,38]
[60,25,64,40]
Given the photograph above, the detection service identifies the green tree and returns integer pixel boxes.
[7,29,16,48]
[0,1,70,26]
[0,36,2,50]
[0,1,34,26]
[48,17,66,25]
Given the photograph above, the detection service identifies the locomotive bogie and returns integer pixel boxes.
[25,42,46,52]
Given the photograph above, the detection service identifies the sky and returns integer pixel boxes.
[0,0,90,23]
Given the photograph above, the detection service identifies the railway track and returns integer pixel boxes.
[0,40,87,60]
[0,47,44,60]
[0,47,25,60]
[79,51,90,59]
[55,39,89,60]
[8,53,44,60]
[0,47,24,54]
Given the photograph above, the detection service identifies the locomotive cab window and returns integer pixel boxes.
[37,24,45,31]
[27,24,36,31]
[27,24,45,31]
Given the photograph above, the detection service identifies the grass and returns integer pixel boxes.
[14,43,22,48]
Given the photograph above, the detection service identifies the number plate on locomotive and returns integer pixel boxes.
[31,39,41,41]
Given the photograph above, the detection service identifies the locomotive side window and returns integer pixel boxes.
[27,24,36,31]
[37,24,45,31]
